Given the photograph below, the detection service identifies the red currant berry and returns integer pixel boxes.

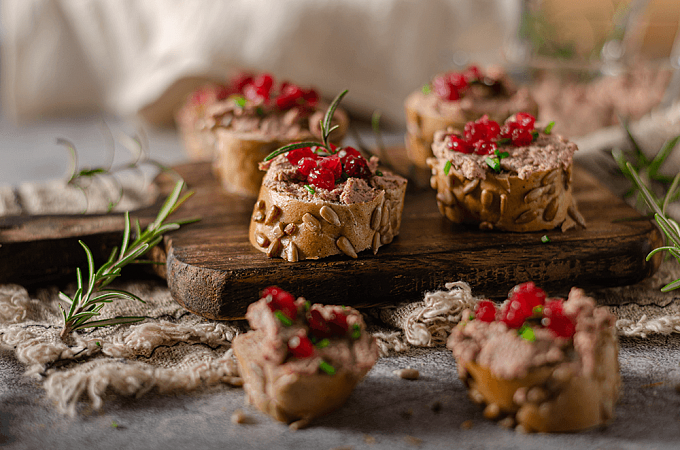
[261,286,297,320]
[473,140,497,155]
[543,299,565,318]
[302,88,319,106]
[463,122,486,144]
[253,73,274,92]
[447,135,473,154]
[288,335,315,358]
[327,310,349,336]
[307,309,332,338]
[337,146,361,163]
[308,168,336,190]
[542,310,576,338]
[433,75,460,101]
[232,73,254,93]
[514,112,536,130]
[474,300,497,322]
[286,147,316,165]
[511,128,533,146]
[509,282,546,313]
[276,84,304,109]
[499,121,520,140]
[296,157,317,177]
[343,155,371,179]
[318,155,342,180]
[448,73,468,91]
[499,302,530,329]
[477,115,501,140]
[464,65,482,82]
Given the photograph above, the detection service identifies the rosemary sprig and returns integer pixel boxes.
[264,90,348,162]
[612,124,680,209]
[59,180,198,338]
[626,162,680,291]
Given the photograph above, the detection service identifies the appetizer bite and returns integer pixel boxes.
[448,282,620,433]
[232,286,379,429]
[405,66,538,168]
[427,113,585,232]
[175,72,348,196]
[250,91,408,261]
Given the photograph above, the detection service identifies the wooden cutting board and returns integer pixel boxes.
[154,161,663,320]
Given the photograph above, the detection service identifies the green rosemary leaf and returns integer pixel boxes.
[627,163,663,216]
[58,292,73,305]
[264,142,320,162]
[655,214,680,248]
[153,181,185,230]
[304,184,316,194]
[647,246,677,260]
[322,90,348,146]
[71,316,146,330]
[120,212,131,257]
[444,160,452,176]
[649,135,680,179]
[543,121,555,134]
[93,289,145,304]
[622,120,649,167]
[661,278,680,292]
[663,173,680,214]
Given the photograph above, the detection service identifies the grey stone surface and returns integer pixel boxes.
[1,340,680,450]
[2,112,680,449]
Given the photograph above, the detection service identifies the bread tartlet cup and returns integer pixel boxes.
[249,90,408,261]
[175,73,348,197]
[427,114,585,232]
[232,287,379,429]
[405,66,538,168]
[448,283,620,433]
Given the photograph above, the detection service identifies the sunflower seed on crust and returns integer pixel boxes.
[515,209,538,224]
[371,205,382,230]
[284,223,297,235]
[266,238,282,258]
[336,236,357,258]
[302,213,320,232]
[543,197,559,221]
[320,205,341,226]
[463,179,479,195]
[287,242,299,262]
[255,232,270,248]
[568,203,587,228]
[542,170,559,186]
[381,204,391,228]
[372,231,381,254]
[264,205,282,225]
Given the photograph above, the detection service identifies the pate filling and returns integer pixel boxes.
[431,128,578,180]
[261,154,406,205]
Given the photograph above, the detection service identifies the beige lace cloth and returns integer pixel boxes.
[1,178,680,416]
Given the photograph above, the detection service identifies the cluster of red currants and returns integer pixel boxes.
[190,72,319,111]
[431,65,484,101]
[261,286,359,360]
[447,112,537,156]
[286,146,372,191]
[474,282,577,339]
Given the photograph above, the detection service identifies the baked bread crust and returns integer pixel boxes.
[404,72,538,168]
[249,158,407,261]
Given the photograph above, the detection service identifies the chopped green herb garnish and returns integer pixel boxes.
[256,106,265,116]
[234,96,246,108]
[274,310,293,326]
[316,338,330,348]
[444,160,452,176]
[531,130,539,140]
[541,235,550,243]
[544,121,555,134]
[375,170,383,176]
[319,360,336,375]
[304,301,311,311]
[497,137,511,145]
[95,341,101,347]
[519,324,536,342]
[303,184,316,194]
[485,149,509,173]
[422,84,432,94]
[111,421,119,428]
[532,305,544,315]
[351,323,361,340]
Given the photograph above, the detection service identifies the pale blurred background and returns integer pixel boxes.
[2,0,680,185]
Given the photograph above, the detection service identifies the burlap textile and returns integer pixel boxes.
[1,171,680,416]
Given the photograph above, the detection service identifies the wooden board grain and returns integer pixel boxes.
[156,161,663,320]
